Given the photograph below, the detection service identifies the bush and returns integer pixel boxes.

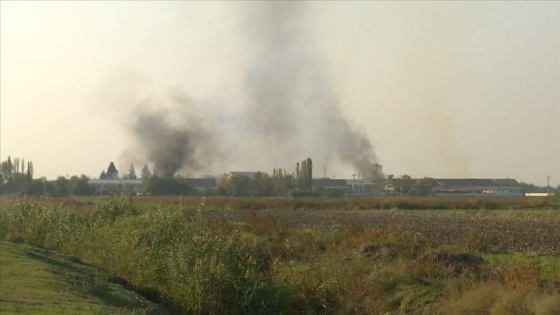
[0,197,286,314]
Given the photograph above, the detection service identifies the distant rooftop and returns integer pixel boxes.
[312,178,349,188]
[229,171,262,177]
[88,179,143,184]
[434,178,520,187]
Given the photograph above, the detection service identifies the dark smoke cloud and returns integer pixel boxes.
[129,93,219,177]
[126,2,382,180]
[240,2,383,180]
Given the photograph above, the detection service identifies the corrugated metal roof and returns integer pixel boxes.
[434,178,521,187]
[492,179,520,186]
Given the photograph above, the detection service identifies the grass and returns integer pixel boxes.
[485,252,560,282]
[0,241,164,314]
[1,196,559,314]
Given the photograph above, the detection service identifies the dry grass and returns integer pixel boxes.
[1,196,559,314]
[48,195,559,211]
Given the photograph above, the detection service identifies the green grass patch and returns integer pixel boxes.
[0,241,164,314]
[485,251,560,281]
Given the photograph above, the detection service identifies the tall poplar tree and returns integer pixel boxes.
[306,157,313,190]
[295,163,300,189]
[301,160,307,190]
[128,164,137,179]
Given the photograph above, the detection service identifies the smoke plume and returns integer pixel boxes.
[239,2,383,180]
[126,2,382,180]
[129,93,219,177]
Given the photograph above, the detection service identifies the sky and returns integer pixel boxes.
[1,1,559,186]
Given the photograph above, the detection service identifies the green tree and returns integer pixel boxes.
[53,176,69,197]
[27,161,34,178]
[99,170,107,179]
[7,156,13,175]
[14,158,20,174]
[143,176,191,195]
[413,177,436,195]
[295,163,301,189]
[2,173,31,194]
[272,168,295,196]
[128,164,137,179]
[385,174,395,194]
[0,156,34,194]
[68,175,95,195]
[106,162,119,179]
[141,164,152,179]
[228,174,249,196]
[394,175,413,195]
[301,160,307,190]
[306,157,313,190]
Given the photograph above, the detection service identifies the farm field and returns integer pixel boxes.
[1,196,559,314]
[202,208,560,255]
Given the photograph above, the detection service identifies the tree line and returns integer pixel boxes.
[385,175,439,196]
[0,155,95,196]
[5,155,557,197]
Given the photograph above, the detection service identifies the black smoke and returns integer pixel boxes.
[130,94,217,177]
[240,2,383,180]
[127,2,383,180]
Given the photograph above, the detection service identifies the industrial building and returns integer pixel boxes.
[87,179,144,195]
[431,178,523,196]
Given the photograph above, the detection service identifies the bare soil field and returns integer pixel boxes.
[202,209,560,255]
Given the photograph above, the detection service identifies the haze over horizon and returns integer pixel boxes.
[1,2,559,186]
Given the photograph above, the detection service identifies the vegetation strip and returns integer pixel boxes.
[1,197,559,314]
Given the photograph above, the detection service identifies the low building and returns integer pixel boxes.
[227,171,262,178]
[312,178,350,192]
[88,179,143,195]
[431,178,523,196]
[312,178,378,195]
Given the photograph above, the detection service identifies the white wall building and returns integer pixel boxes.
[87,179,143,195]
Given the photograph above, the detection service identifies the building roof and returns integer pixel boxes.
[434,178,521,188]
[312,178,349,188]
[88,179,143,185]
[229,171,262,177]
[492,179,520,186]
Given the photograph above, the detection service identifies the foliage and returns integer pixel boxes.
[141,164,152,179]
[142,176,191,195]
[105,162,119,180]
[128,164,137,179]
[296,158,313,190]
[1,198,559,314]
[272,168,295,196]
[0,198,284,314]
[0,241,163,314]
[0,156,34,194]
[2,198,560,314]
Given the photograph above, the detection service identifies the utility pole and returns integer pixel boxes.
[546,176,551,196]
[352,174,356,194]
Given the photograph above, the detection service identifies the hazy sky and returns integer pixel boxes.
[1,1,558,186]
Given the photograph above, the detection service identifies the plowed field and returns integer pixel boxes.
[203,209,560,255]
